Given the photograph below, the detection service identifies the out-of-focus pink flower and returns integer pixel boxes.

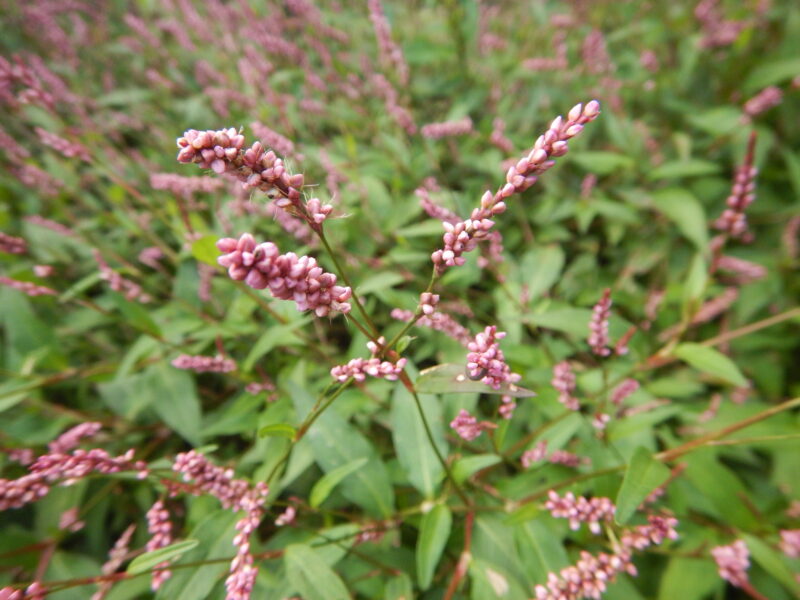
[0,232,26,254]
[92,524,136,600]
[49,422,102,454]
[145,500,173,590]
[779,529,800,558]
[172,354,237,373]
[421,117,473,140]
[552,361,579,411]
[367,0,409,85]
[711,540,750,588]
[588,288,612,356]
[35,127,91,161]
[521,441,548,468]
[611,379,639,406]
[715,132,757,239]
[449,409,496,442]
[0,276,56,297]
[743,86,783,117]
[391,308,472,346]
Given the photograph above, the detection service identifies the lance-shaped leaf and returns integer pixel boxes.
[416,364,536,397]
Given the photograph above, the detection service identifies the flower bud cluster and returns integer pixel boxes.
[544,490,615,534]
[588,288,612,356]
[533,514,677,600]
[421,117,474,140]
[431,101,599,271]
[171,354,237,373]
[449,409,496,442]
[330,337,407,382]
[1,448,147,511]
[48,422,102,454]
[0,232,26,254]
[217,233,352,317]
[711,540,750,587]
[743,86,783,117]
[177,128,330,229]
[150,172,223,197]
[93,250,151,303]
[552,361,579,410]
[0,276,56,297]
[367,0,409,85]
[145,501,173,590]
[779,529,800,558]
[715,133,757,238]
[171,451,268,600]
[610,378,639,406]
[466,326,521,390]
[35,127,91,161]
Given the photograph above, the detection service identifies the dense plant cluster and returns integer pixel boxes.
[1,1,799,599]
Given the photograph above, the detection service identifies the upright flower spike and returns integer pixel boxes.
[715,131,757,239]
[588,288,612,356]
[177,128,331,231]
[216,233,352,317]
[431,101,600,272]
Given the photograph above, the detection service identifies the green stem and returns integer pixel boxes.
[317,229,380,339]
[382,268,440,354]
[407,382,470,506]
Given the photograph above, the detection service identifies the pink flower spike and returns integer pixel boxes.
[588,288,612,356]
[449,409,496,442]
[551,361,579,411]
[466,326,521,390]
[711,540,750,588]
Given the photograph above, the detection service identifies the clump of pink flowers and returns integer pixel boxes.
[0,232,26,254]
[588,288,612,356]
[145,500,173,590]
[711,540,750,588]
[217,233,352,317]
[330,337,407,382]
[449,409,496,442]
[544,490,615,534]
[552,361,579,410]
[172,354,237,373]
[421,117,474,140]
[466,326,521,390]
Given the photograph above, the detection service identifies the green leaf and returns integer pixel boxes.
[190,235,221,267]
[258,423,297,439]
[285,544,352,600]
[651,188,708,252]
[155,510,237,600]
[107,292,162,338]
[416,504,453,590]
[148,363,202,446]
[521,246,565,303]
[615,447,671,524]
[244,317,312,371]
[309,457,368,508]
[673,343,747,387]
[525,307,593,338]
[744,57,800,92]
[682,253,708,309]
[570,151,634,175]
[648,160,720,180]
[657,557,720,600]
[686,107,744,136]
[452,454,501,484]
[415,364,536,397]
[127,540,199,574]
[391,385,446,498]
[289,377,395,517]
[384,573,414,600]
[516,520,570,584]
[356,271,405,295]
[741,534,800,595]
